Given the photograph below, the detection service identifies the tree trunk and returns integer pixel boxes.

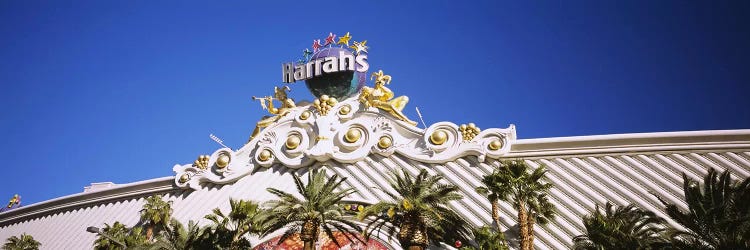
[303,241,314,250]
[146,225,154,241]
[492,200,509,249]
[517,202,530,250]
[301,219,319,250]
[491,199,501,231]
[398,215,428,250]
[527,214,536,250]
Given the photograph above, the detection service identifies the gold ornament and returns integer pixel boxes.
[429,130,448,145]
[192,155,210,170]
[313,95,338,115]
[488,139,503,151]
[258,149,272,161]
[216,153,230,169]
[299,110,311,120]
[344,128,362,143]
[337,32,352,46]
[377,136,392,149]
[359,70,417,126]
[286,134,301,150]
[459,123,481,141]
[338,105,351,115]
[249,86,296,142]
[179,173,190,184]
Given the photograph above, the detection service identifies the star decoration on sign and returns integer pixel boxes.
[337,32,352,46]
[350,40,368,55]
[302,48,312,61]
[312,39,322,52]
[324,32,336,46]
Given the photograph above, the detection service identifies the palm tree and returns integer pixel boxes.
[476,170,510,248]
[140,195,173,241]
[462,226,509,250]
[261,168,363,250]
[495,160,555,250]
[202,199,262,249]
[656,168,750,249]
[359,168,473,250]
[476,171,507,232]
[93,222,148,250]
[94,222,130,250]
[572,202,668,250]
[149,219,206,250]
[2,233,41,250]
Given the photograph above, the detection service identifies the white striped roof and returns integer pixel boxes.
[1,129,749,249]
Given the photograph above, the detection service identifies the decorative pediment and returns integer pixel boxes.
[173,94,516,190]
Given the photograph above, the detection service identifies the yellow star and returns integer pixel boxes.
[350,40,368,55]
[337,32,352,46]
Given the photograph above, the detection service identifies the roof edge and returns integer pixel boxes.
[508,129,750,157]
[0,176,176,226]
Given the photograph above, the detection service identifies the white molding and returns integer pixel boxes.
[0,177,175,226]
[508,129,750,158]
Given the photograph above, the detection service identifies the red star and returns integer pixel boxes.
[312,39,322,52]
[324,32,336,46]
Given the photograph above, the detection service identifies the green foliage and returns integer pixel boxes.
[2,233,41,250]
[260,168,363,247]
[462,226,509,250]
[475,168,511,248]
[656,168,750,249]
[494,160,555,250]
[358,168,473,247]
[148,219,207,250]
[201,199,262,249]
[93,221,149,250]
[495,160,556,223]
[140,195,174,239]
[572,202,669,250]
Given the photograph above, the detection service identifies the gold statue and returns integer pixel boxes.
[359,70,417,126]
[249,86,296,141]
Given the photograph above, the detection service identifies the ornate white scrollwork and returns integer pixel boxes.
[173,94,516,190]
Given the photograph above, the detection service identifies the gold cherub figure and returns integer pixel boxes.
[359,70,417,126]
[249,86,296,141]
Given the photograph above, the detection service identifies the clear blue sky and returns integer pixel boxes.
[1,1,748,205]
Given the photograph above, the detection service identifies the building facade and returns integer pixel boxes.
[1,94,749,249]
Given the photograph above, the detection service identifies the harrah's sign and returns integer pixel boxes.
[282,51,369,83]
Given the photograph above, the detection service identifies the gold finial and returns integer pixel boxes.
[377,136,392,149]
[313,95,338,116]
[179,174,190,184]
[429,130,448,145]
[488,139,503,151]
[216,153,230,169]
[338,105,351,115]
[344,128,362,143]
[299,110,311,120]
[286,134,301,150]
[193,155,210,170]
[249,86,297,142]
[459,123,481,141]
[359,70,417,126]
[258,149,272,161]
